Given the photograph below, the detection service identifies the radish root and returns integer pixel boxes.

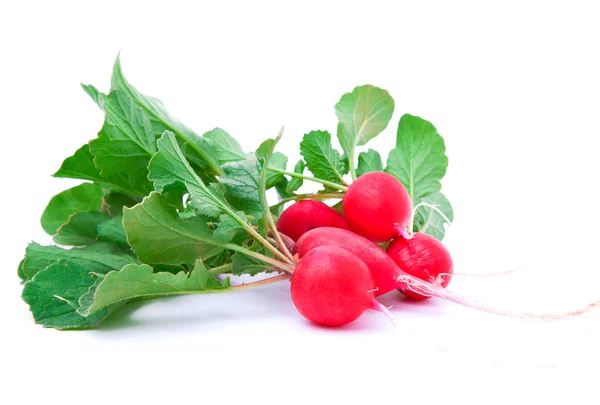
[370,299,397,327]
[397,274,600,320]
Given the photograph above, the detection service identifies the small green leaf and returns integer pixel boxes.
[356,149,383,177]
[265,152,288,188]
[97,216,129,247]
[286,160,305,193]
[123,192,224,265]
[203,127,247,164]
[335,85,394,177]
[300,130,346,185]
[53,211,111,246]
[385,114,448,204]
[78,260,230,316]
[413,192,454,241]
[41,183,104,235]
[18,242,138,282]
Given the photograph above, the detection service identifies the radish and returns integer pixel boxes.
[343,172,412,242]
[290,245,394,326]
[276,199,349,241]
[294,227,401,297]
[386,232,453,300]
[294,228,600,319]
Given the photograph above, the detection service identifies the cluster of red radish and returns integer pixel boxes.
[276,172,453,326]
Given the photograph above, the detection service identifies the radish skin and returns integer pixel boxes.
[294,227,401,296]
[290,245,394,326]
[386,232,453,300]
[343,172,412,242]
[294,228,600,320]
[276,200,349,241]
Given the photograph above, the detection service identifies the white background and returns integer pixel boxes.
[1,1,599,404]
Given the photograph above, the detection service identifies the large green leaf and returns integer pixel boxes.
[88,90,157,194]
[54,144,149,196]
[123,192,224,265]
[18,242,137,282]
[110,54,222,175]
[413,192,454,241]
[385,114,448,204]
[335,85,394,177]
[78,261,230,316]
[149,131,227,218]
[40,183,104,235]
[220,158,262,216]
[286,160,305,193]
[97,216,129,247]
[300,130,346,185]
[22,261,125,330]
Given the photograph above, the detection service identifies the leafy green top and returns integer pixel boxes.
[19,54,453,330]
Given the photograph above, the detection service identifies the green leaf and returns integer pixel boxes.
[81,84,104,109]
[123,192,224,265]
[335,85,395,178]
[54,144,150,196]
[53,211,111,246]
[213,212,248,243]
[88,90,157,195]
[203,127,247,164]
[149,131,226,218]
[286,160,305,193]
[385,114,448,203]
[22,261,122,329]
[300,130,346,185]
[220,158,262,216]
[97,216,129,247]
[356,149,383,177]
[110,54,222,175]
[18,242,138,282]
[413,192,454,241]
[102,192,142,217]
[40,183,104,235]
[78,260,230,316]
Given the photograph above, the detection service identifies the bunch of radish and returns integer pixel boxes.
[278,172,598,326]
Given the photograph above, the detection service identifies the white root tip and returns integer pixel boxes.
[370,299,397,327]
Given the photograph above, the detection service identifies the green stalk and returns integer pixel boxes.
[221,205,294,265]
[208,263,233,276]
[270,192,344,210]
[224,243,295,274]
[268,167,348,191]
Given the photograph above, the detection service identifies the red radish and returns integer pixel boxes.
[294,227,401,297]
[386,232,453,300]
[343,172,412,242]
[293,226,600,321]
[276,200,349,241]
[290,245,394,326]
